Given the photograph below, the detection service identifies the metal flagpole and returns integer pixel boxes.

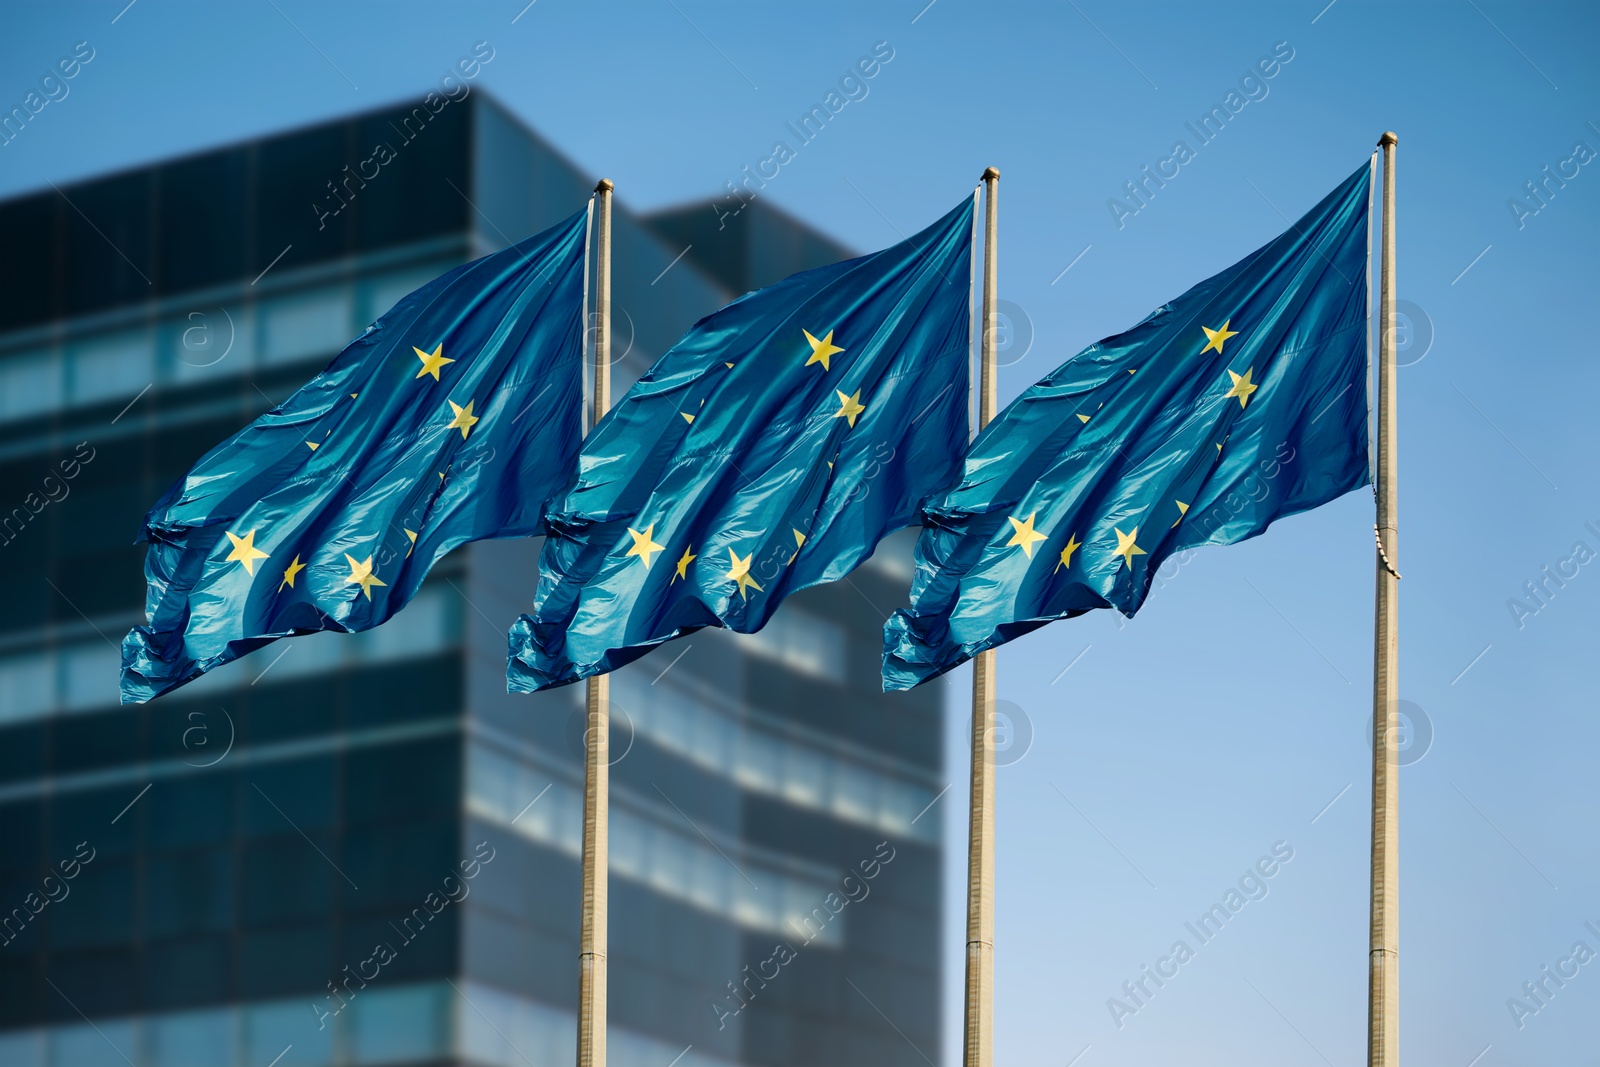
[577,177,614,1067]
[964,165,1000,1067]
[1367,132,1400,1067]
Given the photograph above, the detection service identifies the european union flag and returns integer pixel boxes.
[121,207,591,703]
[883,162,1374,690]
[507,196,976,691]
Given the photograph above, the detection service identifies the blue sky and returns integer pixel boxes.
[4,1,1598,1064]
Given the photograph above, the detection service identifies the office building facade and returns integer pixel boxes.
[0,95,943,1066]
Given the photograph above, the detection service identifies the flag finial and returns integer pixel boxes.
[1378,131,1398,147]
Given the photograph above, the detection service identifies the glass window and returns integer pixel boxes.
[455,979,572,1067]
[608,811,646,882]
[883,780,928,838]
[781,744,828,808]
[146,1006,235,1067]
[255,122,350,271]
[63,173,151,320]
[351,105,470,254]
[0,197,56,333]
[258,630,344,685]
[0,1029,42,1067]
[145,773,235,849]
[466,744,515,824]
[49,1019,137,1067]
[687,849,731,915]
[141,937,229,1011]
[348,983,449,1066]
[0,652,54,723]
[243,997,333,1067]
[736,605,845,678]
[145,849,235,939]
[165,305,255,387]
[50,859,136,950]
[471,741,841,940]
[834,762,879,825]
[737,730,779,792]
[731,874,773,933]
[59,642,119,712]
[864,530,917,584]
[644,814,690,897]
[68,329,153,408]
[357,586,454,661]
[260,288,352,367]
[244,756,337,836]
[238,924,333,999]
[0,349,62,422]
[155,151,248,296]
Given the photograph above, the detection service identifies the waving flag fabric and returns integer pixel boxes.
[883,161,1374,690]
[122,207,590,703]
[508,196,976,692]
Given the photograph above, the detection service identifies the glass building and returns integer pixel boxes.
[0,94,944,1067]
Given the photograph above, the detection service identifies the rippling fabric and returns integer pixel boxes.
[508,197,975,692]
[121,207,589,703]
[883,162,1373,690]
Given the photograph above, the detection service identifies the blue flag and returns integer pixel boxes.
[122,207,591,703]
[507,196,976,691]
[883,162,1374,690]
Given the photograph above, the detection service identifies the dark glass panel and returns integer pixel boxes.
[0,195,57,331]
[242,756,336,837]
[238,923,333,999]
[241,837,336,927]
[343,737,458,826]
[142,935,231,1010]
[62,172,152,318]
[144,847,234,939]
[156,151,248,293]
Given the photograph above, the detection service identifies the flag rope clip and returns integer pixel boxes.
[1373,524,1401,580]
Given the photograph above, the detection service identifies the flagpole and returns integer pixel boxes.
[1367,133,1400,1067]
[577,177,613,1067]
[964,165,1000,1067]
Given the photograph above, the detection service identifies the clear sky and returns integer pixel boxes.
[4,2,1597,1064]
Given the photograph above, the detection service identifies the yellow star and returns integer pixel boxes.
[1112,526,1146,568]
[1224,368,1258,409]
[414,344,454,380]
[1055,532,1082,574]
[788,528,807,564]
[404,529,418,557]
[224,529,270,575]
[343,553,387,601]
[279,554,306,590]
[1076,414,1090,424]
[446,399,480,439]
[1005,512,1048,558]
[306,441,319,450]
[1201,320,1238,355]
[681,412,695,424]
[1171,501,1189,528]
[803,329,845,371]
[672,544,696,583]
[833,389,865,428]
[726,547,763,601]
[624,524,665,568]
